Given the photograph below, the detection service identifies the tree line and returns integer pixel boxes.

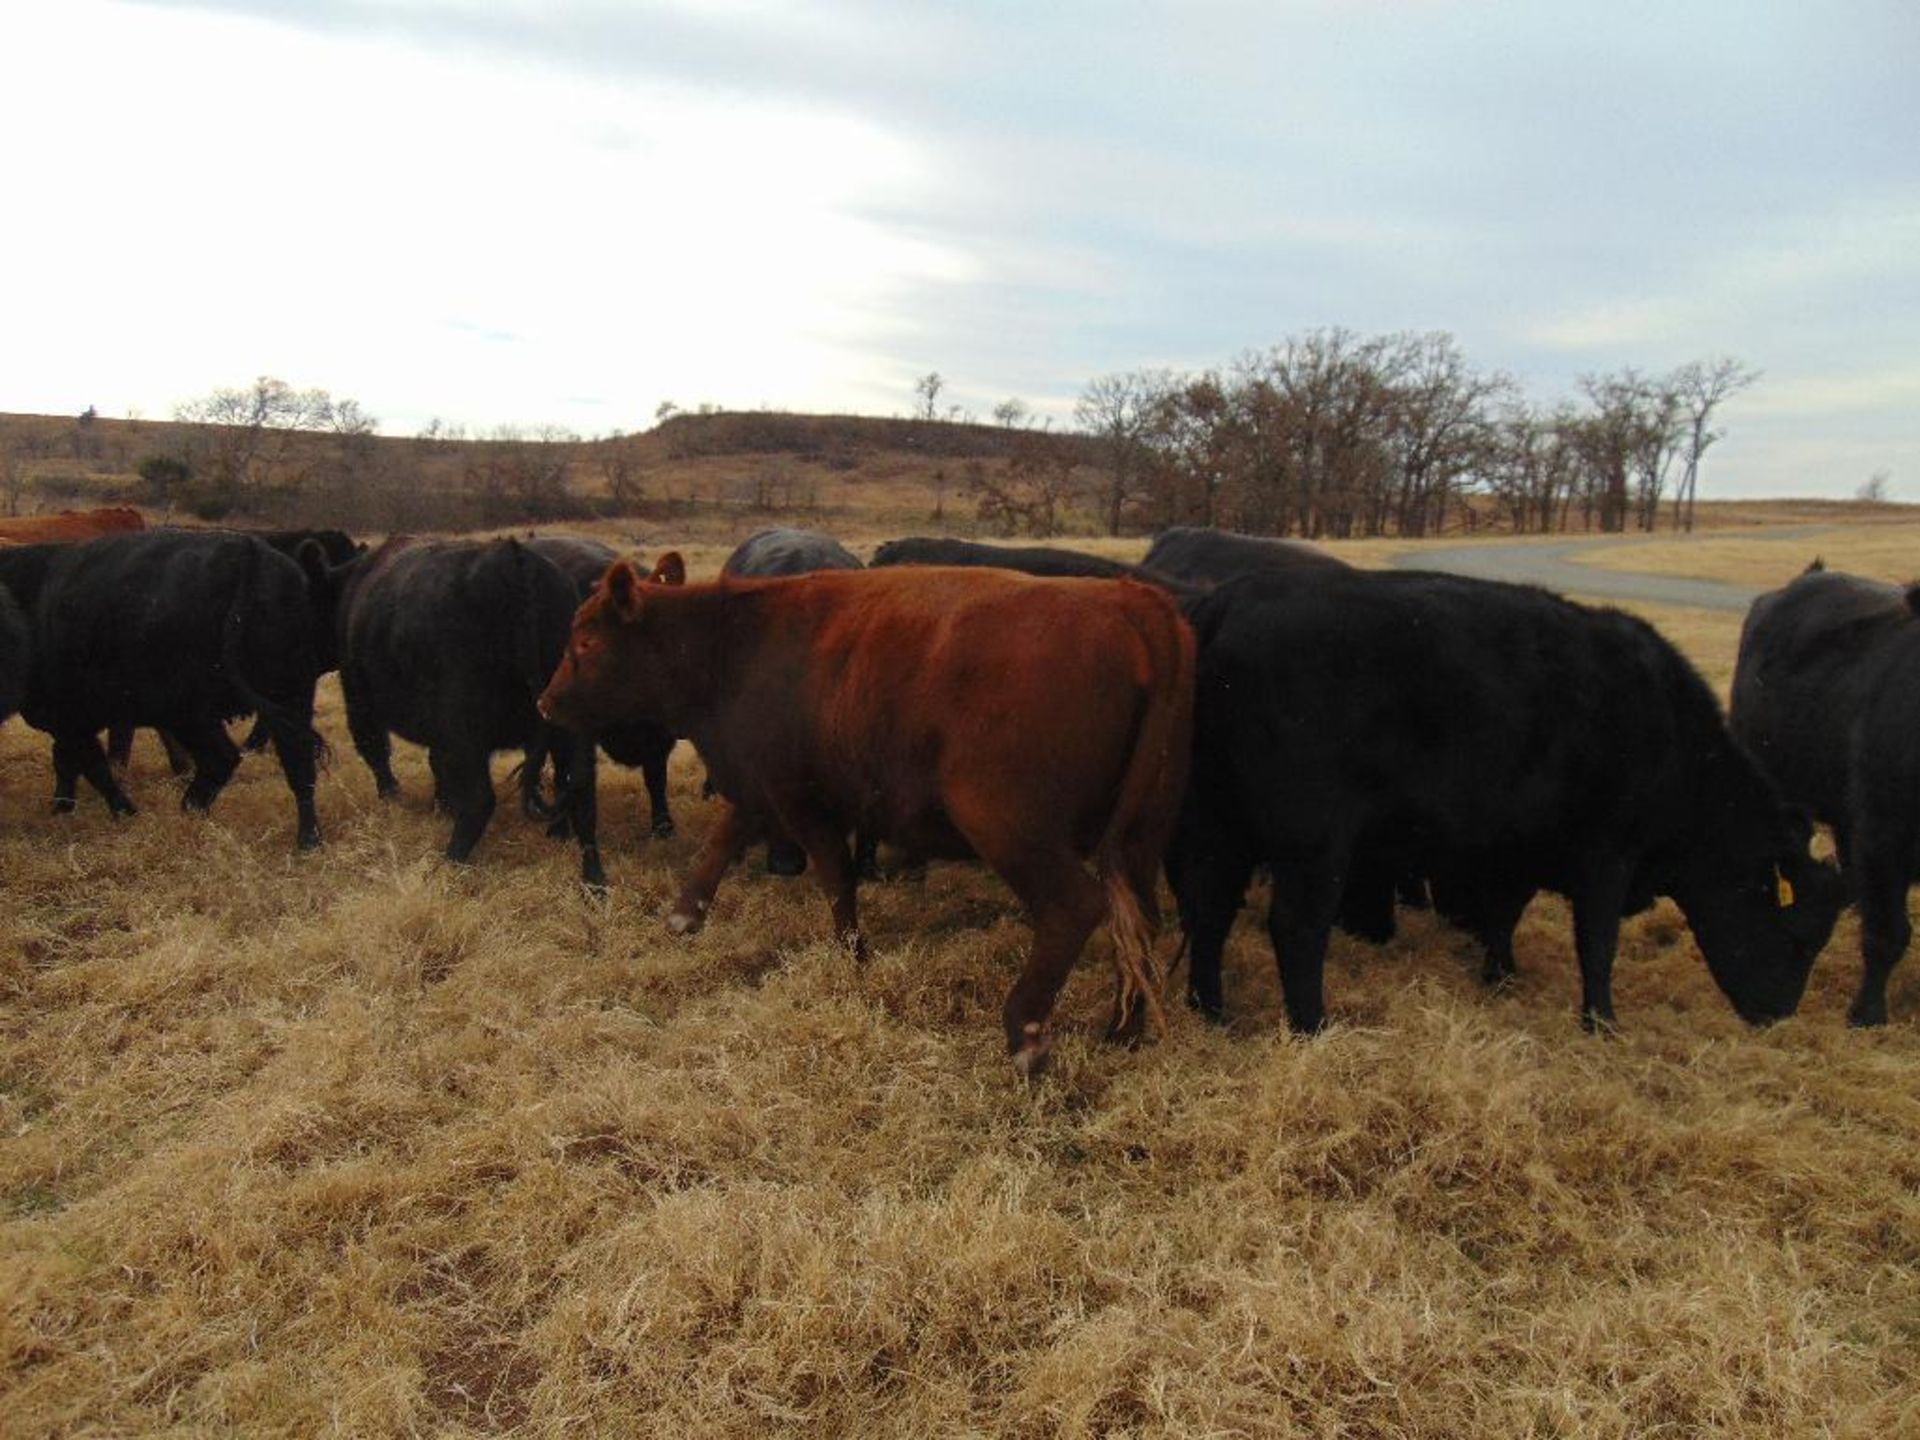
[1067,331,1759,540]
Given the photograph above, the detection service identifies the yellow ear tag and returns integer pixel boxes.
[1776,873,1795,908]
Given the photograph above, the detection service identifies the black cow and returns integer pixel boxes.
[721,528,869,877]
[869,535,1192,592]
[725,527,863,578]
[1168,568,1844,1033]
[338,536,604,886]
[521,536,683,840]
[1730,563,1920,1025]
[105,528,366,776]
[0,583,27,727]
[0,531,335,848]
[1142,526,1346,586]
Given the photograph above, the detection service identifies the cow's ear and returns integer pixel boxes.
[649,551,687,587]
[602,559,648,621]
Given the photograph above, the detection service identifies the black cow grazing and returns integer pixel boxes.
[1730,562,1920,1025]
[521,536,683,840]
[1169,568,1844,1033]
[725,527,863,578]
[0,583,27,727]
[0,531,334,848]
[338,537,604,886]
[722,528,868,877]
[1142,526,1346,586]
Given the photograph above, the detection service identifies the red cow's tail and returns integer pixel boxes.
[1095,585,1196,1042]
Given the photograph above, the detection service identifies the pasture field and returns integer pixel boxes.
[1571,519,1920,590]
[4,528,1919,1437]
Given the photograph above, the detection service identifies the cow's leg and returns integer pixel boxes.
[263,712,322,852]
[783,814,861,956]
[1165,812,1256,1024]
[105,725,135,776]
[552,729,605,890]
[1266,850,1347,1035]
[669,799,754,934]
[241,717,272,754]
[1849,834,1912,1027]
[54,732,135,817]
[158,730,193,776]
[437,748,496,864]
[638,730,676,839]
[520,732,557,822]
[987,849,1107,1075]
[344,687,399,799]
[177,720,242,813]
[428,750,457,815]
[852,830,882,882]
[1570,856,1633,1031]
[1466,877,1535,988]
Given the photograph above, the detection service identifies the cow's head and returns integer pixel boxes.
[538,551,685,731]
[1681,807,1845,1025]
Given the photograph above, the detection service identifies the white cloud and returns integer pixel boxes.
[0,1,970,430]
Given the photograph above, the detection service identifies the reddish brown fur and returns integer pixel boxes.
[541,562,1195,1071]
[0,506,146,544]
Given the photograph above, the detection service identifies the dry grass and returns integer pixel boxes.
[1571,519,1920,590]
[4,530,1920,1437]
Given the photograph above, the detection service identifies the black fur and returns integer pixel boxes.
[0,531,329,848]
[1730,565,1920,1024]
[521,535,678,840]
[1168,568,1843,1033]
[338,537,604,886]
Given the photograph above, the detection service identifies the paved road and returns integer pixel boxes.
[1392,528,1830,612]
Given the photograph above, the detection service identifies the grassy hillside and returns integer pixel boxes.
[4,408,1909,547]
[2,529,1916,1436]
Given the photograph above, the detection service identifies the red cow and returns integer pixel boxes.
[539,560,1195,1074]
[0,506,146,544]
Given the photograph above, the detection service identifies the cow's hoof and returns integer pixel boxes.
[297,829,323,853]
[51,797,76,815]
[1846,1000,1888,1028]
[1011,1023,1052,1081]
[651,818,676,840]
[667,906,705,935]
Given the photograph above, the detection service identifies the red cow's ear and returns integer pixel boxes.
[603,559,648,621]
[649,551,687,587]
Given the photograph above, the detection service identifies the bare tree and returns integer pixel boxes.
[914,372,945,422]
[992,397,1031,429]
[172,376,341,515]
[1076,369,1172,535]
[1856,468,1893,503]
[1669,357,1760,532]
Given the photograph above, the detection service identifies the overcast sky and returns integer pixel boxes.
[4,0,1914,496]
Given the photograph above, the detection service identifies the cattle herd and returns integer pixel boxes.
[0,507,1909,1072]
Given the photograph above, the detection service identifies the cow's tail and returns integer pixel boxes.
[220,539,329,764]
[1094,586,1197,1043]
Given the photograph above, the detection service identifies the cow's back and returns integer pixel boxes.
[0,506,146,545]
[5,530,316,730]
[343,538,575,751]
[724,528,861,578]
[1143,525,1346,586]
[1187,568,1710,867]
[1730,568,1912,827]
[722,568,1188,855]
[870,535,1168,584]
